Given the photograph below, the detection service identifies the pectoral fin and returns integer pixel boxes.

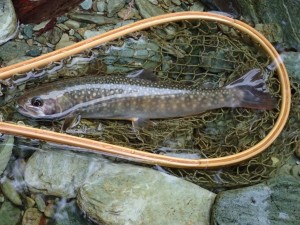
[131,118,152,131]
[61,113,81,131]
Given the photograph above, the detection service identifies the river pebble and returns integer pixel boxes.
[107,0,127,17]
[77,163,216,225]
[0,178,22,206]
[55,33,76,50]
[135,0,166,18]
[80,0,93,10]
[22,208,43,225]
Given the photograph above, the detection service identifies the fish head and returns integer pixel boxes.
[16,93,63,120]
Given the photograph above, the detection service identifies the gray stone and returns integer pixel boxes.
[135,0,165,18]
[0,201,22,225]
[55,34,76,50]
[0,0,18,45]
[48,27,63,45]
[107,0,126,17]
[24,150,107,198]
[33,20,50,31]
[211,175,300,225]
[83,29,107,39]
[0,135,14,175]
[23,24,34,39]
[96,0,107,13]
[0,178,22,206]
[69,12,120,25]
[80,0,93,10]
[34,194,46,212]
[64,20,80,29]
[0,41,30,62]
[25,48,42,57]
[77,163,216,225]
[238,0,300,49]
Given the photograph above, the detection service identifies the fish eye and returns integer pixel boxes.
[31,97,44,107]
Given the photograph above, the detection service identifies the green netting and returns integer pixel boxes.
[1,19,297,189]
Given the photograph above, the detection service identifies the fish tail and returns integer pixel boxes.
[226,69,276,110]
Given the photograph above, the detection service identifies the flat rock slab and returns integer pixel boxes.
[77,163,216,225]
[24,150,107,198]
[211,175,300,225]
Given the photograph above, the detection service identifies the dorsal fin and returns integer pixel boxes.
[126,69,157,81]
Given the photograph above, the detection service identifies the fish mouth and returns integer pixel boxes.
[16,104,41,119]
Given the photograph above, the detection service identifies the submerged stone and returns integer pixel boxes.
[77,163,216,225]
[0,135,14,176]
[0,178,22,206]
[211,175,300,225]
[0,200,22,225]
[22,208,43,225]
[24,150,107,198]
[135,0,165,18]
[238,0,300,49]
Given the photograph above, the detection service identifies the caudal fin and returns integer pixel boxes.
[226,69,276,110]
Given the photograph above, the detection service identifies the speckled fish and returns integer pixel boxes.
[16,69,275,130]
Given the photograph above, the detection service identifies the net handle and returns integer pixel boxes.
[0,12,291,169]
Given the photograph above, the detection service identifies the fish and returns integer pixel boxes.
[16,69,276,130]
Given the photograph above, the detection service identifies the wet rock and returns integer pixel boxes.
[255,23,283,43]
[47,200,90,225]
[48,27,63,45]
[0,178,22,206]
[107,0,126,17]
[135,0,166,18]
[0,135,14,175]
[64,20,81,30]
[190,1,205,11]
[24,150,107,198]
[0,0,18,45]
[23,24,34,39]
[118,7,140,20]
[69,12,120,25]
[33,20,51,31]
[211,175,300,225]
[80,0,93,10]
[0,200,22,225]
[25,196,35,208]
[34,194,46,212]
[22,208,43,225]
[96,0,107,13]
[238,0,300,49]
[83,29,107,39]
[0,41,30,62]
[26,48,42,57]
[55,33,76,50]
[281,52,300,81]
[77,163,216,225]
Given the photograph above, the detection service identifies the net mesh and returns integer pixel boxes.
[1,19,296,189]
